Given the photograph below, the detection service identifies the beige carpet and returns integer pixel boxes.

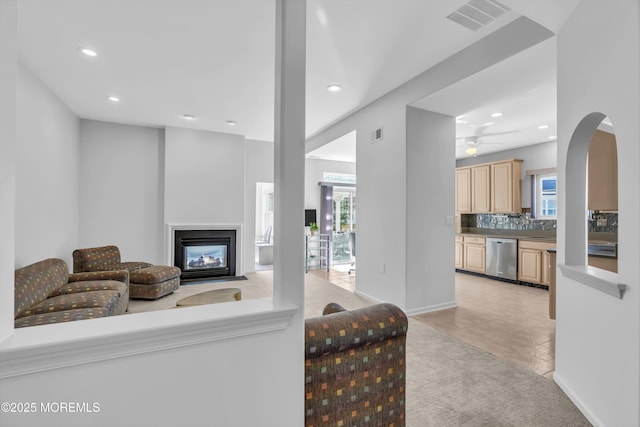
[128,271,590,426]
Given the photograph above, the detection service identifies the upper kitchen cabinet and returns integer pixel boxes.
[471,165,491,213]
[491,160,522,213]
[588,129,618,211]
[455,168,471,213]
[455,159,522,214]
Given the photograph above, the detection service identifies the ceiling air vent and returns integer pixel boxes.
[447,0,510,31]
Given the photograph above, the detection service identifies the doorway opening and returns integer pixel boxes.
[255,182,274,271]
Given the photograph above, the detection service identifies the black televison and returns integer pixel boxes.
[304,209,317,226]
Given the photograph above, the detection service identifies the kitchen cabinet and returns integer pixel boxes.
[471,165,491,213]
[455,168,471,213]
[455,235,464,269]
[518,240,555,285]
[455,159,522,214]
[491,160,522,213]
[588,129,617,211]
[463,236,485,273]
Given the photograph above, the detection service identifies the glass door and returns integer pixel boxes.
[332,188,356,263]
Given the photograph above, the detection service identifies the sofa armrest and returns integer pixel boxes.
[305,303,408,359]
[322,302,347,315]
[68,270,130,285]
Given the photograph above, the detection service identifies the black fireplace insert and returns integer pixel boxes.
[174,229,236,282]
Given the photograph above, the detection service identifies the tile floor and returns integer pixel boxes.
[312,268,556,378]
[414,272,556,378]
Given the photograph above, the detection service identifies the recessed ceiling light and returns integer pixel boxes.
[226,120,237,126]
[482,122,495,127]
[548,135,557,140]
[182,114,196,120]
[538,124,550,129]
[327,84,342,92]
[490,112,503,118]
[107,96,120,102]
[78,47,98,57]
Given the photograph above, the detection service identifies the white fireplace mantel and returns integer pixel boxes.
[167,223,243,276]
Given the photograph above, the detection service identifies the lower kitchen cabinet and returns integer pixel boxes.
[455,235,464,269]
[463,236,485,274]
[518,240,555,286]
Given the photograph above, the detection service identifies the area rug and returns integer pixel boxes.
[406,318,591,426]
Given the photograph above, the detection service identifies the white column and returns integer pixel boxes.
[0,0,17,341]
[273,0,306,310]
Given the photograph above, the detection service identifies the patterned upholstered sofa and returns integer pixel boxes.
[305,302,408,427]
[14,258,130,328]
[72,245,181,300]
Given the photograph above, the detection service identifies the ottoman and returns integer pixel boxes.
[129,265,181,300]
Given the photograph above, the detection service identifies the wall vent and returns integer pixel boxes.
[446,0,510,31]
[371,127,383,143]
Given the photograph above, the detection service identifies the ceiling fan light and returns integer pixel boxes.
[465,147,477,155]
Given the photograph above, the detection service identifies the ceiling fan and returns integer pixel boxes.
[455,130,518,156]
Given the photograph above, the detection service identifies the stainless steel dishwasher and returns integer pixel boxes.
[485,238,518,281]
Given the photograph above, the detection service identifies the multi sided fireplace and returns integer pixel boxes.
[174,229,236,282]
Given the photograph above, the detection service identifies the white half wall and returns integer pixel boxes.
[15,62,79,269]
[79,120,165,264]
[555,1,640,425]
[405,107,456,314]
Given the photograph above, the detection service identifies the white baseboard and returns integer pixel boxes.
[352,291,457,316]
[353,290,383,304]
[405,301,458,316]
[553,371,603,427]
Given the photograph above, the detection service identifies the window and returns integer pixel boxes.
[537,173,557,218]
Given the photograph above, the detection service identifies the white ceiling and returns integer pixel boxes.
[17,0,582,159]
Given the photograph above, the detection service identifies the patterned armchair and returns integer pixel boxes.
[305,303,408,427]
[14,258,130,328]
[72,245,181,300]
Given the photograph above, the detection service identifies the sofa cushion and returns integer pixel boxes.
[72,245,122,272]
[50,280,128,297]
[15,308,111,328]
[129,265,181,284]
[19,290,123,318]
[14,258,69,319]
[119,261,153,272]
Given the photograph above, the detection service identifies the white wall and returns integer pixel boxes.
[244,139,274,271]
[304,158,355,214]
[456,140,557,209]
[305,17,554,310]
[15,63,80,269]
[405,107,456,314]
[555,1,640,426]
[79,120,165,264]
[0,0,17,340]
[164,127,245,225]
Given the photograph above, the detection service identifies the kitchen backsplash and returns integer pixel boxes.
[463,214,556,231]
[463,212,618,234]
[588,212,618,233]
